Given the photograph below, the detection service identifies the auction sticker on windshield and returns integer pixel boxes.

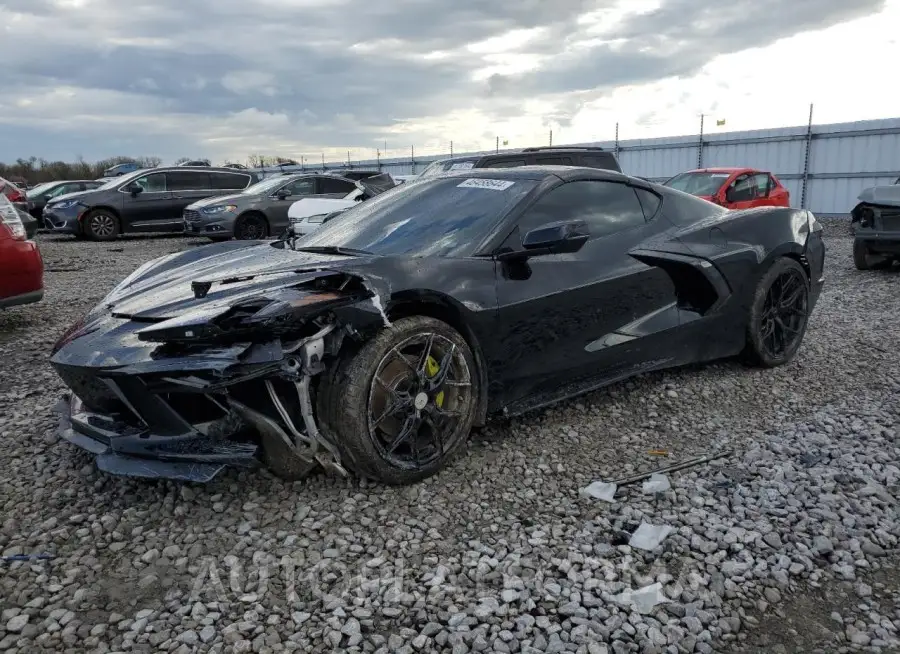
[457,178,515,191]
[449,162,475,170]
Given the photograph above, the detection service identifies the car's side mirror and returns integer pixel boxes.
[508,220,589,258]
[125,183,143,196]
[275,189,290,200]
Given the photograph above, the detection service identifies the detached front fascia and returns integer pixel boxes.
[51,262,387,482]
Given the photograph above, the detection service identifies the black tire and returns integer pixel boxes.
[853,239,892,271]
[743,257,810,368]
[317,316,479,485]
[82,210,120,241]
[234,213,268,240]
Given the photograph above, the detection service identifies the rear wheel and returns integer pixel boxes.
[743,257,810,368]
[82,210,120,241]
[317,316,479,484]
[234,213,268,240]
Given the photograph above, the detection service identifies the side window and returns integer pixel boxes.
[727,175,754,202]
[318,177,356,195]
[534,156,573,165]
[166,171,210,191]
[750,173,770,196]
[634,188,662,220]
[212,173,251,190]
[46,184,75,199]
[517,181,646,242]
[282,177,316,195]
[135,172,167,192]
[488,159,527,168]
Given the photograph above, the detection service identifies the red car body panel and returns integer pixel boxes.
[0,224,44,308]
[670,167,790,210]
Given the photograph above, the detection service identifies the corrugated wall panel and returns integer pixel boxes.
[253,117,900,216]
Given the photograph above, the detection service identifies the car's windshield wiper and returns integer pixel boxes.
[292,245,373,256]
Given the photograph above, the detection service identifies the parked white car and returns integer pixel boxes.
[287,173,397,237]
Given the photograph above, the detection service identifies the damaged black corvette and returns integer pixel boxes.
[51,167,825,485]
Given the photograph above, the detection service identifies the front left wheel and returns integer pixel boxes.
[317,316,479,485]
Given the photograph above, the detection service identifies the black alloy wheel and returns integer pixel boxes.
[316,316,479,484]
[235,214,268,240]
[744,257,810,368]
[366,332,472,470]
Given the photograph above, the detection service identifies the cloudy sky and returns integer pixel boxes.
[1,0,897,166]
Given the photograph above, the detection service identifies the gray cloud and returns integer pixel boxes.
[0,0,884,162]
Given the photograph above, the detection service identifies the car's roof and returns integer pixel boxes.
[435,165,635,184]
[687,167,762,174]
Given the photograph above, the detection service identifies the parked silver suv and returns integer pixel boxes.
[183,173,359,240]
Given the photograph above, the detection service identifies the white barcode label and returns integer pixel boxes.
[457,178,515,191]
[449,162,475,170]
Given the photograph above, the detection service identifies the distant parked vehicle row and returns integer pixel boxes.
[43,167,259,240]
[25,179,103,224]
[663,167,790,210]
[184,172,390,240]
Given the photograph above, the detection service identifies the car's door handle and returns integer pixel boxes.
[171,194,183,199]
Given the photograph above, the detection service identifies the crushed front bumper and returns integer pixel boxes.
[855,229,900,256]
[58,393,259,482]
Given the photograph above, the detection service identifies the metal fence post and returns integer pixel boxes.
[450,141,453,156]
[496,136,499,153]
[411,145,415,175]
[800,103,814,209]
[697,114,705,168]
[376,149,381,172]
[614,123,619,160]
[321,153,325,171]
[549,130,553,146]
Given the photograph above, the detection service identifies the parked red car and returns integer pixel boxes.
[0,194,44,309]
[664,167,790,210]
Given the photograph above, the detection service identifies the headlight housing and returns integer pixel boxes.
[50,200,80,210]
[201,205,238,215]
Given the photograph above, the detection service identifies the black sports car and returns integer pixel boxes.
[50,167,826,485]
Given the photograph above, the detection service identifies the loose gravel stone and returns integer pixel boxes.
[0,226,897,654]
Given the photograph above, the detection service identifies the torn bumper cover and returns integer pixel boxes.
[50,264,390,482]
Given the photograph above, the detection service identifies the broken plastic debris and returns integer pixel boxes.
[611,582,669,614]
[580,481,617,503]
[642,473,671,494]
[369,293,391,328]
[629,522,674,551]
[648,449,668,456]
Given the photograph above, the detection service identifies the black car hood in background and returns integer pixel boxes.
[102,243,367,321]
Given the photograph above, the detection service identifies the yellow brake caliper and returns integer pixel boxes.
[424,355,445,408]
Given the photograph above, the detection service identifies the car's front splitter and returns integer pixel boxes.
[56,394,259,483]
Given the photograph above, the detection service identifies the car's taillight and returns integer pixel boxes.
[0,198,26,240]
[6,188,26,203]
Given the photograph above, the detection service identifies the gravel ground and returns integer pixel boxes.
[1,223,898,654]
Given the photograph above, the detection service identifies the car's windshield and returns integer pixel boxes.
[241,175,296,195]
[294,176,537,257]
[97,170,145,190]
[664,172,732,196]
[418,158,480,179]
[26,182,56,197]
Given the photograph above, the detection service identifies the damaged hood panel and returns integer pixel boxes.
[102,242,369,321]
[857,184,900,208]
